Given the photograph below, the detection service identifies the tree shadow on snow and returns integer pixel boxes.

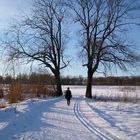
[0,97,67,139]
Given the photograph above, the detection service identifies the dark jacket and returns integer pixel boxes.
[65,89,72,100]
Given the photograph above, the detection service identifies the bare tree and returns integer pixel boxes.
[3,0,69,96]
[68,0,140,98]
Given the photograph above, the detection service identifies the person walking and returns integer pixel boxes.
[64,87,72,106]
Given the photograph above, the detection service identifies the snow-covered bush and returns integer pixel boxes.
[0,101,6,108]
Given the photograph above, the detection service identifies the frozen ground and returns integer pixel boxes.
[0,86,140,140]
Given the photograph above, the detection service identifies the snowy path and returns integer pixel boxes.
[85,100,135,140]
[0,88,140,140]
[74,99,120,140]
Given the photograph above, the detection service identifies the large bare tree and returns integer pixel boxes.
[68,0,140,98]
[3,0,69,96]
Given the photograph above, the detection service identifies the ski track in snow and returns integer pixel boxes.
[84,100,139,140]
[74,99,120,140]
[84,99,135,140]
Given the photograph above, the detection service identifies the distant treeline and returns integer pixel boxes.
[0,73,54,85]
[0,73,140,85]
[61,76,140,85]
[91,76,140,86]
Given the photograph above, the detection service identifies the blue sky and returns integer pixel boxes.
[0,0,140,77]
[0,0,32,28]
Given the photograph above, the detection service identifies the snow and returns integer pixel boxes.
[0,86,140,140]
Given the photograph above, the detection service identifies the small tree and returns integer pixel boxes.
[0,88,4,98]
[3,0,69,96]
[68,0,140,98]
[8,81,23,103]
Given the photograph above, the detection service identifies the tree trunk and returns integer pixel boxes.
[85,69,93,98]
[55,70,63,96]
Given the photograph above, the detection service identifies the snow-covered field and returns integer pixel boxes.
[0,86,140,140]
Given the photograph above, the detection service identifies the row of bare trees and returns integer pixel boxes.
[0,73,54,85]
[1,74,140,86]
[1,0,140,98]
